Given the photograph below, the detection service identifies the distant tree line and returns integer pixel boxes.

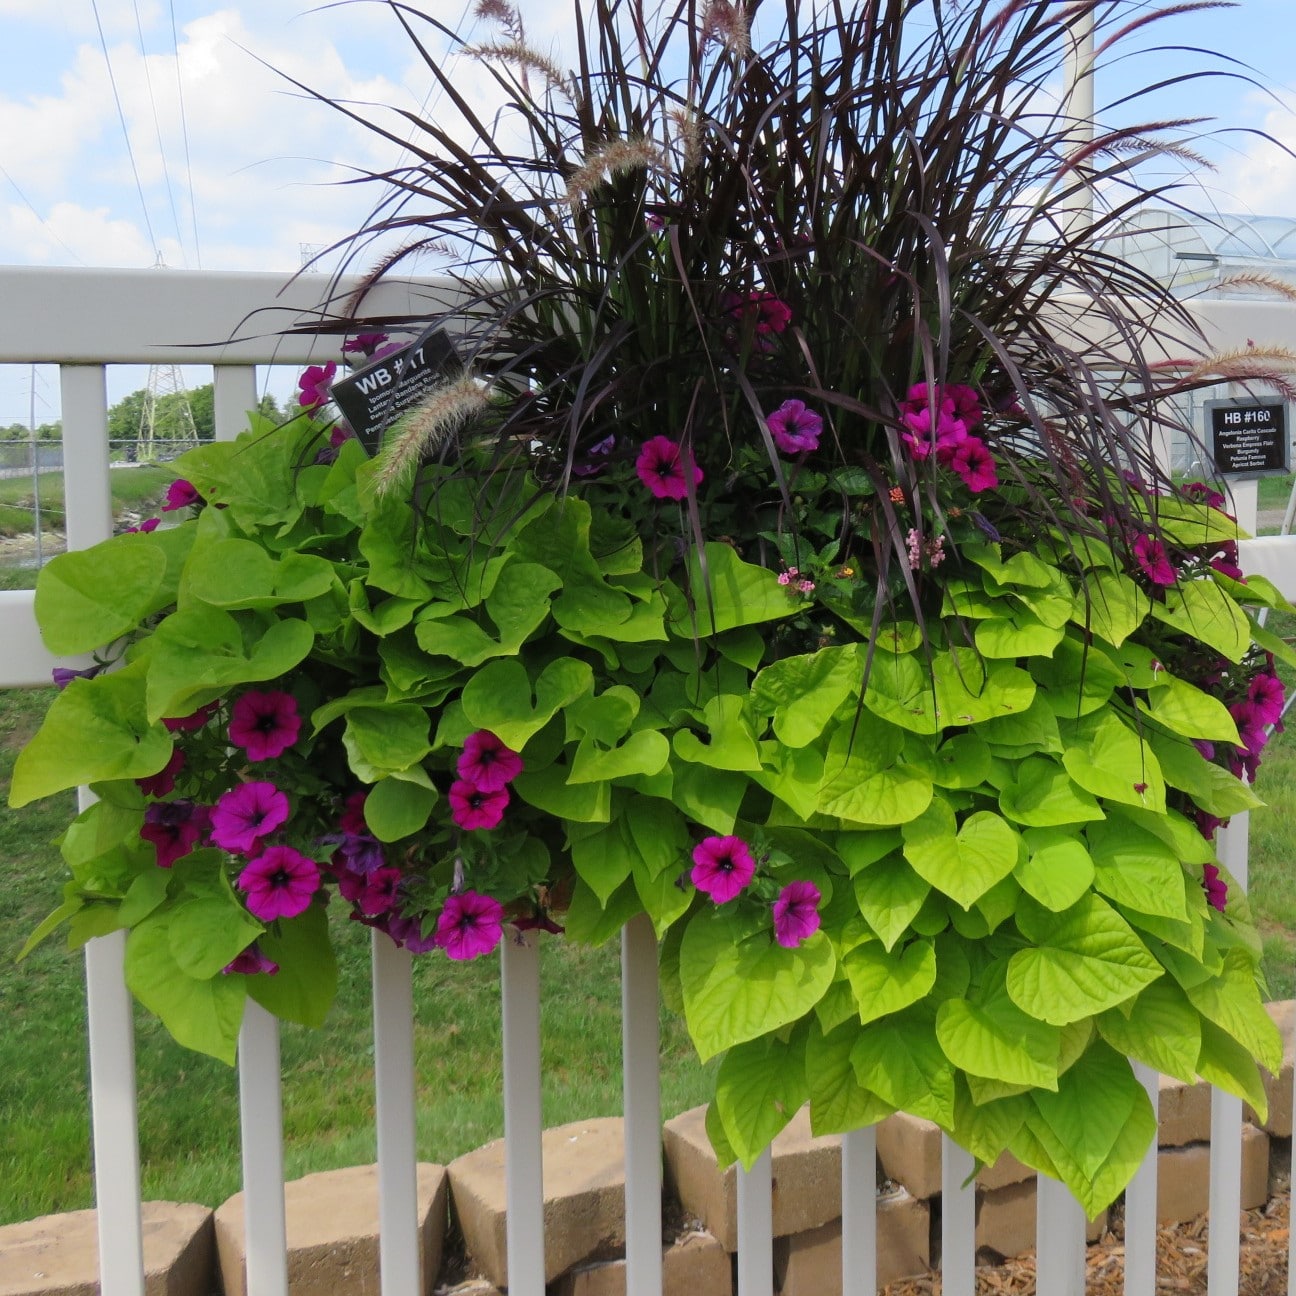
[0,385,286,445]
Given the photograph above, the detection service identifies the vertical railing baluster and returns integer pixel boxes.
[1036,1176,1086,1296]
[940,1136,976,1296]
[621,915,663,1296]
[1125,1062,1161,1296]
[373,932,421,1296]
[213,366,259,443]
[841,1126,877,1296]
[238,1001,289,1296]
[501,933,545,1296]
[736,1150,774,1296]
[64,363,145,1296]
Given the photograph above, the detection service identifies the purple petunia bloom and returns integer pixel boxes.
[1202,862,1228,913]
[690,835,757,904]
[337,864,403,916]
[1133,534,1176,587]
[237,845,320,921]
[572,433,616,478]
[949,437,998,493]
[457,730,524,793]
[162,479,201,512]
[771,880,822,948]
[384,912,441,954]
[140,800,208,868]
[222,944,280,976]
[228,690,302,762]
[635,436,703,501]
[435,890,505,961]
[767,400,823,455]
[210,781,290,854]
[162,701,218,733]
[137,748,184,799]
[298,362,338,410]
[448,780,509,831]
[51,663,104,690]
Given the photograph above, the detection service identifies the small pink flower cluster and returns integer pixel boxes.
[776,565,815,594]
[449,730,524,830]
[897,383,997,493]
[905,528,945,571]
[689,835,822,948]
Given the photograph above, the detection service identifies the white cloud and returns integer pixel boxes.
[1212,90,1296,218]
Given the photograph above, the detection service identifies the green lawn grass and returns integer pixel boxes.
[0,465,173,538]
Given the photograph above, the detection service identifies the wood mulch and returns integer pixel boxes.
[884,1192,1290,1295]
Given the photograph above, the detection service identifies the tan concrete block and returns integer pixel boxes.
[215,1162,447,1296]
[1155,1126,1269,1224]
[973,1179,1105,1260]
[774,1191,929,1295]
[0,1201,213,1296]
[662,1105,843,1252]
[875,1112,942,1200]
[551,1230,731,1296]
[1158,1076,1213,1148]
[449,1118,628,1287]
[1245,1000,1294,1137]
[976,1151,1032,1192]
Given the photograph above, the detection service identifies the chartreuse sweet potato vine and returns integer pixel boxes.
[11,0,1296,1215]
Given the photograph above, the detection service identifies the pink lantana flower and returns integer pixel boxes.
[635,436,703,501]
[949,437,998,493]
[298,362,338,410]
[690,835,757,903]
[772,880,822,948]
[137,748,184,799]
[162,479,201,512]
[1202,862,1228,913]
[1132,534,1176,587]
[766,400,823,455]
[237,845,320,921]
[228,690,302,762]
[435,890,505,960]
[457,730,524,792]
[210,781,291,854]
[449,780,510,830]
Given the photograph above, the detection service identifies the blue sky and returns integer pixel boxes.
[1,0,1294,422]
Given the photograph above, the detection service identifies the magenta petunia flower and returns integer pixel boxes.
[337,864,403,916]
[1183,480,1227,510]
[946,436,997,493]
[124,517,161,534]
[342,332,389,357]
[210,781,291,854]
[137,748,184,799]
[435,890,505,961]
[691,835,757,903]
[1133,534,1176,587]
[945,384,983,428]
[162,479,201,512]
[449,780,510,830]
[237,845,320,921]
[1248,673,1285,726]
[140,800,208,868]
[772,880,822,948]
[228,690,302,762]
[1202,862,1228,913]
[727,290,793,338]
[457,730,524,793]
[222,944,280,976]
[162,701,218,733]
[339,790,369,837]
[298,361,338,410]
[635,436,703,501]
[766,400,823,455]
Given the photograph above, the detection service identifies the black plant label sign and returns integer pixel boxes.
[330,325,463,456]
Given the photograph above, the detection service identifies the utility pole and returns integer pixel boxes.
[1061,6,1096,231]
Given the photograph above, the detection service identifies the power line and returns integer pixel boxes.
[133,0,187,265]
[0,163,88,266]
[169,0,202,268]
[89,0,159,257]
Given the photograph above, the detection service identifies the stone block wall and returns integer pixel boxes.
[2,1000,1291,1296]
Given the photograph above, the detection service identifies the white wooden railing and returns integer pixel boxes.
[0,265,1293,1296]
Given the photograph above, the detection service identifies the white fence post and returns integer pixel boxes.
[501,933,546,1296]
[238,1001,289,1296]
[841,1126,877,1296]
[1124,1061,1161,1296]
[372,932,421,1296]
[1035,1176,1086,1296]
[736,1150,774,1296]
[940,1136,976,1296]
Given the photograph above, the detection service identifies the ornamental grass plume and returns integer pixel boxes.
[372,375,491,496]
